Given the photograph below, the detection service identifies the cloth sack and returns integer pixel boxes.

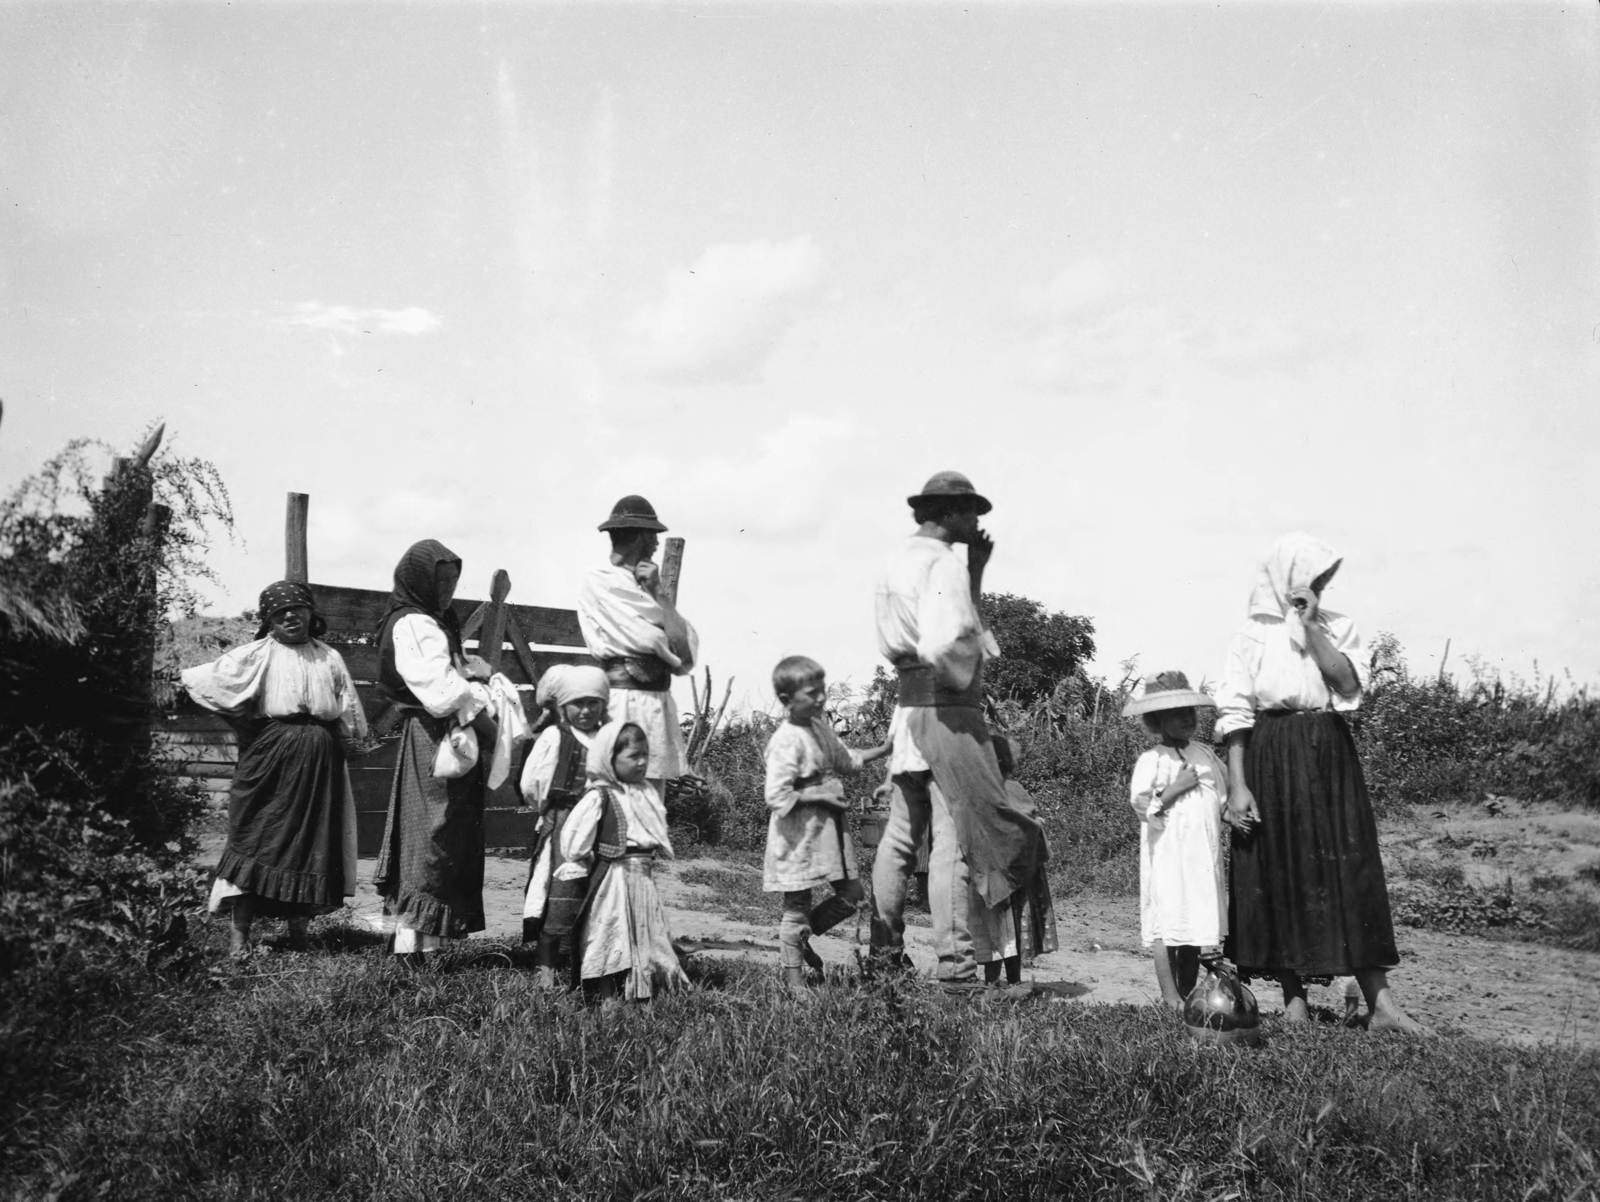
[433,723,479,779]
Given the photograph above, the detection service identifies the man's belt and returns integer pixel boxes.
[893,659,984,709]
[601,655,673,692]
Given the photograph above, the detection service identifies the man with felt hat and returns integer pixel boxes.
[870,471,1048,985]
[576,495,700,802]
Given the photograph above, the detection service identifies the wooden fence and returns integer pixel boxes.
[154,494,595,854]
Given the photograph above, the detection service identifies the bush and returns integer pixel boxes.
[1354,632,1600,813]
[0,778,205,974]
[0,427,231,974]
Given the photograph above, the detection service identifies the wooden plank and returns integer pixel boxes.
[163,762,237,779]
[151,730,238,746]
[309,584,585,646]
[339,644,596,687]
[659,537,685,608]
[152,743,238,765]
[155,713,241,734]
[484,809,536,851]
[286,493,309,583]
[480,570,511,675]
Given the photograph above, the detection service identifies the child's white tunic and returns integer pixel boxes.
[1130,743,1229,948]
[762,719,865,892]
[558,777,677,982]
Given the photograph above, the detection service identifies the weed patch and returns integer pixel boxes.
[2,947,1596,1201]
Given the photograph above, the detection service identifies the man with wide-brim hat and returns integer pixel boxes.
[576,495,699,801]
[870,471,1047,985]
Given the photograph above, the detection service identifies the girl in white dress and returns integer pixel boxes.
[560,720,690,1001]
[1124,670,1228,1009]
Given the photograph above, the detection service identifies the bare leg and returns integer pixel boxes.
[1152,939,1183,1008]
[1356,968,1431,1035]
[229,895,256,958]
[1173,945,1200,998]
[1280,972,1310,1023]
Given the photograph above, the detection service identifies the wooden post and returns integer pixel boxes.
[285,492,310,583]
[480,569,511,675]
[659,537,685,608]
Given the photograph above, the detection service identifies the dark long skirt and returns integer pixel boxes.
[215,714,347,918]
[521,803,587,950]
[1226,710,1398,979]
[373,712,486,939]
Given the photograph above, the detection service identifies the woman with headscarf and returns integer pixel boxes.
[182,581,367,957]
[559,720,690,1001]
[1214,533,1426,1034]
[520,663,610,985]
[372,540,497,960]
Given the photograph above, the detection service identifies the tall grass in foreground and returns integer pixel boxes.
[3,945,1596,1201]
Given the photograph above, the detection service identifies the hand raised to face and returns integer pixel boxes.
[1286,586,1320,623]
[633,559,661,596]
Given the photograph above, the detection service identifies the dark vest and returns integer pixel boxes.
[545,727,591,810]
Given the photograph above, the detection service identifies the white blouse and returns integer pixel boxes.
[555,781,674,881]
[182,637,368,738]
[391,613,489,723]
[518,724,596,806]
[1213,612,1370,738]
[874,535,1000,691]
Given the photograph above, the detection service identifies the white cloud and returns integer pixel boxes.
[600,411,856,538]
[285,302,443,336]
[1009,260,1316,393]
[621,236,823,383]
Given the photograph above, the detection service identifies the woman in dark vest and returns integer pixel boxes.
[372,540,498,960]
[520,663,611,985]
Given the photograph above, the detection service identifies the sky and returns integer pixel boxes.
[2,2,1597,715]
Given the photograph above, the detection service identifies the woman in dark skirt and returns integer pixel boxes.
[372,540,498,959]
[1215,533,1427,1034]
[183,581,367,957]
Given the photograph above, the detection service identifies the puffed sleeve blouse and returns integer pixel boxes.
[1213,612,1370,739]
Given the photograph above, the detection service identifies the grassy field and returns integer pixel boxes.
[3,926,1596,1202]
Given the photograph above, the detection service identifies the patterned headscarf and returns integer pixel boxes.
[376,539,465,655]
[254,580,326,640]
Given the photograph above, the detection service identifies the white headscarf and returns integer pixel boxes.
[1246,532,1344,649]
[584,719,673,855]
[535,663,610,711]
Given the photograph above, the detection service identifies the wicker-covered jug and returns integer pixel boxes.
[1183,956,1263,1047]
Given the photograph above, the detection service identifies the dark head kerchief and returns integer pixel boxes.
[254,580,327,640]
[376,539,464,655]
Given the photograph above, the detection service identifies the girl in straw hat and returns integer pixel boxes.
[1124,671,1229,1009]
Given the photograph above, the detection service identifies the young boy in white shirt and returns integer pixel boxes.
[763,656,890,992]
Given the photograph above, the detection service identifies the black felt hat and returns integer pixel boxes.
[598,495,668,533]
[906,470,992,516]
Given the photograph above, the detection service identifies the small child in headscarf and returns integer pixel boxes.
[521,664,611,986]
[559,721,690,1001]
[182,580,367,957]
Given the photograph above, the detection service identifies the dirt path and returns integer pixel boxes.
[325,852,1599,1049]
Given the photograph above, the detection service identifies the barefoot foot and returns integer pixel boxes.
[1369,1005,1433,1036]
[1284,997,1311,1024]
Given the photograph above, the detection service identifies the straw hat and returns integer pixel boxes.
[906,470,991,516]
[1121,669,1215,717]
[597,495,667,533]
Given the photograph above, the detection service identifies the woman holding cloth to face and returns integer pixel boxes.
[1214,533,1426,1034]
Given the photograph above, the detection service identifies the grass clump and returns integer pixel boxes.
[2,943,1596,1201]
